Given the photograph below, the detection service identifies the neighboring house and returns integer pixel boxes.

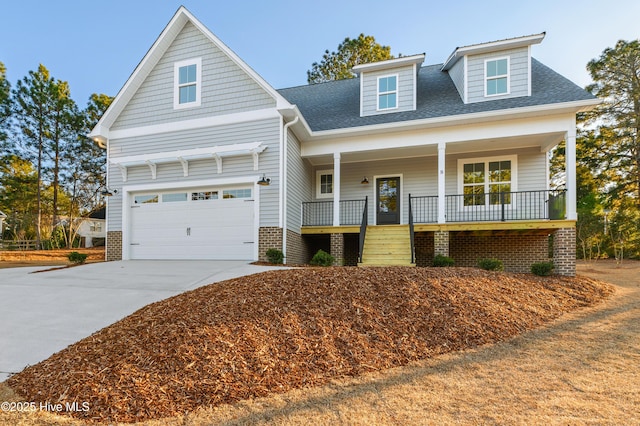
[0,210,6,239]
[89,7,599,275]
[76,207,106,248]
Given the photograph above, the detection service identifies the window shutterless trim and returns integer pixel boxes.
[377,74,399,111]
[173,57,202,109]
[484,56,510,97]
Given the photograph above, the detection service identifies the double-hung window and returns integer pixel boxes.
[459,156,516,207]
[377,75,398,110]
[485,57,509,96]
[316,170,333,199]
[174,58,202,109]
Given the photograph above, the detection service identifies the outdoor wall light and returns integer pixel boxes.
[101,188,118,197]
[257,174,271,186]
[360,176,369,184]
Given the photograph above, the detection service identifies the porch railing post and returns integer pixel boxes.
[358,196,368,263]
[409,194,415,264]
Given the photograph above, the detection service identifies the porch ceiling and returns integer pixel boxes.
[305,131,565,166]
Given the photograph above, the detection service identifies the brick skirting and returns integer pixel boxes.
[450,232,550,273]
[106,231,123,261]
[553,227,577,276]
[258,227,283,262]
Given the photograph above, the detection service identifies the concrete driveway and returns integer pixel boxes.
[0,260,282,382]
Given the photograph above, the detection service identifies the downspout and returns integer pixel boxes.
[281,115,299,264]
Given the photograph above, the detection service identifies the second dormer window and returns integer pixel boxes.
[377,75,398,110]
[174,58,202,109]
[485,57,509,96]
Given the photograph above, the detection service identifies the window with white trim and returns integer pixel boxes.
[174,58,202,109]
[316,170,333,199]
[459,156,516,207]
[377,75,398,110]
[191,191,218,201]
[485,57,509,96]
[223,188,252,199]
[134,194,158,204]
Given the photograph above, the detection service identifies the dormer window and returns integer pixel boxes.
[377,75,398,110]
[485,57,509,96]
[174,58,202,109]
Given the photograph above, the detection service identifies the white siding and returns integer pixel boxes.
[111,21,275,130]
[304,148,546,226]
[448,58,465,101]
[313,155,439,225]
[466,47,529,103]
[286,130,312,232]
[107,118,281,230]
[361,65,416,116]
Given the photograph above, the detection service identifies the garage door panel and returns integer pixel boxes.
[129,188,255,260]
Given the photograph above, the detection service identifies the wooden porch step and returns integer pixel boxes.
[358,225,415,267]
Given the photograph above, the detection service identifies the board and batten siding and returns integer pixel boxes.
[107,118,281,230]
[447,57,465,102]
[466,46,530,103]
[111,21,275,131]
[286,130,312,232]
[361,65,416,116]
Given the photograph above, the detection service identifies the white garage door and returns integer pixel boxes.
[129,187,255,260]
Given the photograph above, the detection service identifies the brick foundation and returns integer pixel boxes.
[553,227,576,276]
[330,233,344,266]
[450,232,550,273]
[415,232,435,267]
[285,229,309,265]
[258,227,283,262]
[106,231,123,261]
[434,231,450,257]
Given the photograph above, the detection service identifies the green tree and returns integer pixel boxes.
[61,93,112,248]
[585,39,640,203]
[307,34,394,84]
[0,155,38,240]
[0,62,10,148]
[12,64,55,248]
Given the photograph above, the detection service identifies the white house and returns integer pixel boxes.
[90,7,599,275]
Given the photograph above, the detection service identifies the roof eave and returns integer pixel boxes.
[442,32,546,71]
[303,98,601,141]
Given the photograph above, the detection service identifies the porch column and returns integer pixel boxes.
[437,142,446,223]
[333,152,341,227]
[565,129,577,220]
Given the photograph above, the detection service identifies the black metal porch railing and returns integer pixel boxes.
[304,190,566,227]
[444,189,566,222]
[301,199,367,227]
[358,196,368,263]
[408,194,415,264]
[408,195,439,223]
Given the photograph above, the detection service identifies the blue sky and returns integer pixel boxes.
[1,0,639,105]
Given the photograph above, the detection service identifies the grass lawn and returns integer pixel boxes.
[1,260,637,425]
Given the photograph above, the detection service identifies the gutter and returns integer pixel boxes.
[281,114,299,265]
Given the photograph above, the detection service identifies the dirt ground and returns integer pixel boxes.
[0,248,105,268]
[0,259,637,425]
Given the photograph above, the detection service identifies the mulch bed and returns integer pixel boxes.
[0,248,105,262]
[6,267,613,424]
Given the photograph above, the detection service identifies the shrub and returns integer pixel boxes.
[478,258,504,271]
[432,254,455,267]
[531,261,555,276]
[310,249,335,266]
[68,251,88,264]
[265,248,284,264]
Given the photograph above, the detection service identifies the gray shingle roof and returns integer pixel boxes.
[277,59,595,132]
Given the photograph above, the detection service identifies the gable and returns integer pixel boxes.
[111,21,276,131]
[466,46,530,103]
